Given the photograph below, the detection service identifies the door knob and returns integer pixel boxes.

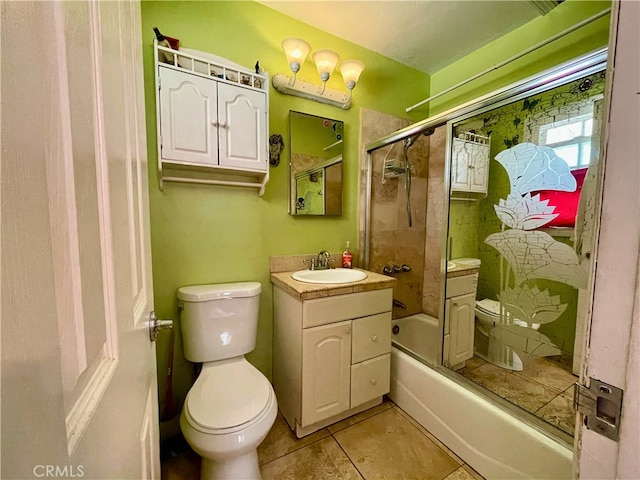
[149,311,173,342]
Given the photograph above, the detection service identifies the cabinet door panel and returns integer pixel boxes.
[451,139,471,191]
[446,292,476,367]
[159,67,218,165]
[218,83,266,172]
[302,321,351,426]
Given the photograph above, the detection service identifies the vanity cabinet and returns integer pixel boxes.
[274,287,392,437]
[154,41,269,193]
[451,134,490,194]
[444,273,478,369]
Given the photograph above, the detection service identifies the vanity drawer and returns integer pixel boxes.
[351,312,391,363]
[350,354,390,407]
[303,288,392,328]
[446,273,478,298]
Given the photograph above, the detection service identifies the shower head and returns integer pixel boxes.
[404,128,435,148]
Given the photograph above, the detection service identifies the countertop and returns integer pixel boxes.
[270,268,396,301]
[447,263,480,278]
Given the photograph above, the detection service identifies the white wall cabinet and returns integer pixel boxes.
[154,41,269,194]
[451,133,490,194]
[444,274,478,369]
[274,287,392,437]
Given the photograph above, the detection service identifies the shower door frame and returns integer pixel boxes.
[362,47,608,438]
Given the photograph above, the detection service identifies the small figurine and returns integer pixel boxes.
[269,134,285,167]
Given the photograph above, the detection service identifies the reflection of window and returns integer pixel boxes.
[538,113,593,169]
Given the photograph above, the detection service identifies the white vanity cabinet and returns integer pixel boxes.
[154,41,269,194]
[444,273,478,369]
[274,287,393,437]
[451,133,490,194]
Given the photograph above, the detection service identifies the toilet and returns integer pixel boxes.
[474,298,541,371]
[178,282,277,480]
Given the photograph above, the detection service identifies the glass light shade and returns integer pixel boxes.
[340,60,365,90]
[281,38,311,73]
[312,50,340,82]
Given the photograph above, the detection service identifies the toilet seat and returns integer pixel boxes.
[184,359,273,435]
[475,299,539,329]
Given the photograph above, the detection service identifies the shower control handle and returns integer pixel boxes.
[392,265,402,273]
[382,265,393,275]
[401,264,412,272]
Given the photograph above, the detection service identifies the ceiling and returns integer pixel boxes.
[260,1,559,74]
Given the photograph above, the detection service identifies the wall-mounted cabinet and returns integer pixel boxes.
[451,132,490,195]
[154,40,269,194]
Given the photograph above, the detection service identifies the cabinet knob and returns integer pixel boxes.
[371,335,378,342]
[218,121,227,128]
[345,327,351,335]
[370,379,377,386]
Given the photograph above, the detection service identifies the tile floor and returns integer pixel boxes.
[457,355,578,435]
[161,399,485,480]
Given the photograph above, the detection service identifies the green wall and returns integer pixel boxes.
[141,0,430,420]
[429,0,611,116]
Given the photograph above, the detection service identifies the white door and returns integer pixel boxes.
[302,321,352,426]
[576,1,639,478]
[159,66,219,166]
[1,1,160,479]
[218,83,267,171]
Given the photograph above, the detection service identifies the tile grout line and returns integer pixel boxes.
[331,433,367,480]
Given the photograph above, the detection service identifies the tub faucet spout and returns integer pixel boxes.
[393,299,406,309]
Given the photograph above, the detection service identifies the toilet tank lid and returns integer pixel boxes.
[177,282,261,302]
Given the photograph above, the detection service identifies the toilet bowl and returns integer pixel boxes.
[474,298,540,371]
[178,282,277,480]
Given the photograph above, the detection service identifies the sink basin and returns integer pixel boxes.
[291,268,368,284]
[447,261,456,271]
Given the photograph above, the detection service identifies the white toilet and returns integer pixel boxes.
[474,298,541,371]
[178,282,277,480]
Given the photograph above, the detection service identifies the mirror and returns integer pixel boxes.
[289,111,343,216]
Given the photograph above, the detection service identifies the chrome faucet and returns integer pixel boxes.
[303,250,333,270]
[316,250,332,270]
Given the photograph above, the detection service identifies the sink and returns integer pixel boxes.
[447,261,456,271]
[291,268,368,284]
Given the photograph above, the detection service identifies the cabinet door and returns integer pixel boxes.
[445,293,476,367]
[302,321,351,426]
[451,138,471,191]
[217,83,266,172]
[469,143,490,193]
[158,67,218,165]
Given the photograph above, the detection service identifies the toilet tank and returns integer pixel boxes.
[177,282,261,363]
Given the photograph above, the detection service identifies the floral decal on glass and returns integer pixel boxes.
[485,142,587,362]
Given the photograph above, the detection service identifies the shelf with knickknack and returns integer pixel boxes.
[451,131,491,200]
[154,39,270,195]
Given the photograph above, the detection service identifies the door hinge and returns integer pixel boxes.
[574,377,623,441]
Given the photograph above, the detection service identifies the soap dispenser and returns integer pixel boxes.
[342,241,353,269]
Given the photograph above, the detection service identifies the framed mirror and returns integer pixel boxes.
[289,111,343,216]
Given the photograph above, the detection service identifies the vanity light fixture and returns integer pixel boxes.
[272,37,365,110]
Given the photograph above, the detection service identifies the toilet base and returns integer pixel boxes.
[474,347,524,371]
[200,450,261,480]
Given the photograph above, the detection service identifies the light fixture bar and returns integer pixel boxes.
[272,73,352,109]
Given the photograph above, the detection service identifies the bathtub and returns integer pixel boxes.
[389,344,573,479]
[391,313,440,365]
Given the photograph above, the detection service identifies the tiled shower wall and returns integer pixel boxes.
[359,109,447,320]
